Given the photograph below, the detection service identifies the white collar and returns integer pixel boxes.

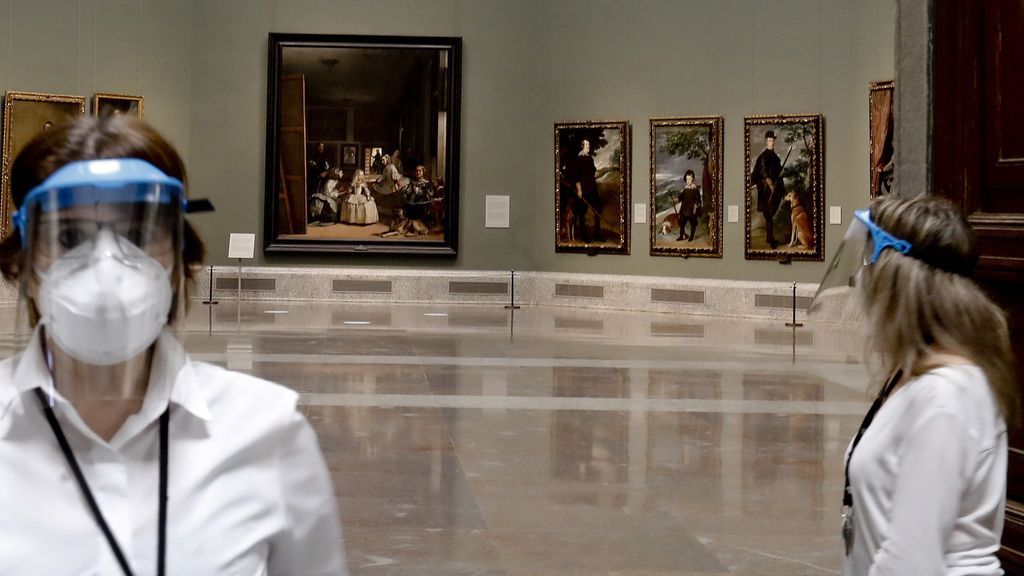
[0,327,211,439]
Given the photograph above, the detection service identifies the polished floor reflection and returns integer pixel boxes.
[195,302,869,574]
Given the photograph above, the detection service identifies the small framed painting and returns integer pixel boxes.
[93,93,143,118]
[868,80,895,198]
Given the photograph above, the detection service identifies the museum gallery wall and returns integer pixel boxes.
[0,0,894,282]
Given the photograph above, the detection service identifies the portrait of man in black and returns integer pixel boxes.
[749,130,786,249]
[565,138,603,243]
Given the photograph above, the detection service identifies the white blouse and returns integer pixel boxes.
[844,365,1007,576]
[0,329,347,575]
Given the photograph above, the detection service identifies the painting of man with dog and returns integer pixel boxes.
[555,121,631,255]
[744,115,824,261]
[649,116,723,258]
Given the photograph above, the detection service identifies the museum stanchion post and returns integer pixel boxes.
[505,269,520,310]
[202,265,219,305]
[785,282,803,328]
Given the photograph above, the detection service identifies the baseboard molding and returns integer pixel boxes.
[191,266,819,321]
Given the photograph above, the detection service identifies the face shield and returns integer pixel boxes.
[11,159,191,378]
[808,209,912,320]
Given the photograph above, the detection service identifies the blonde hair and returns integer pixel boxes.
[350,169,365,187]
[861,195,1018,425]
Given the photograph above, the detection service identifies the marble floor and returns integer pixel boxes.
[177,301,874,576]
[14,300,874,575]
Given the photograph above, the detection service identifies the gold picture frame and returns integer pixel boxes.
[744,114,825,262]
[649,116,724,258]
[554,120,631,255]
[1,91,87,238]
[93,93,144,118]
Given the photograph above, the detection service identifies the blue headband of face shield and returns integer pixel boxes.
[854,208,912,264]
[11,158,211,246]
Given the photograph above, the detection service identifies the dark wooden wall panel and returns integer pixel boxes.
[932,1,1024,572]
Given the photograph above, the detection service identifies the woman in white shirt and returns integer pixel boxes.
[814,196,1018,576]
[0,116,347,575]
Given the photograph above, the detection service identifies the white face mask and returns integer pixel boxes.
[36,229,172,366]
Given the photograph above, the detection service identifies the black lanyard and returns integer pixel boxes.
[843,369,903,509]
[34,387,169,576]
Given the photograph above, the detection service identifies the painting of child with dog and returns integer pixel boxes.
[649,117,723,257]
[744,115,824,261]
[555,121,630,255]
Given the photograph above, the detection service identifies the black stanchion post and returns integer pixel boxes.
[505,269,521,310]
[785,281,803,328]
[203,265,219,305]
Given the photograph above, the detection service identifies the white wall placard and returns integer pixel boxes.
[485,195,510,228]
[829,206,843,225]
[728,205,739,223]
[228,233,256,259]
[634,204,647,224]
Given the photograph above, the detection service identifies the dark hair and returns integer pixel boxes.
[684,169,696,181]
[0,116,205,305]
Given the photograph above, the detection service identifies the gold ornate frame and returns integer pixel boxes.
[868,80,894,199]
[743,114,825,262]
[93,93,144,118]
[2,91,87,238]
[649,116,723,258]
[554,120,631,255]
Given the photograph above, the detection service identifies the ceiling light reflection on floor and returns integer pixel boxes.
[343,321,372,325]
[264,310,289,314]
[423,313,449,317]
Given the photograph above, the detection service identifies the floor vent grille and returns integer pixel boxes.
[554,284,604,299]
[651,288,705,304]
[448,281,509,295]
[215,277,276,291]
[332,279,393,293]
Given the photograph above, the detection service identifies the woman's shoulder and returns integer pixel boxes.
[186,361,301,427]
[902,365,1000,429]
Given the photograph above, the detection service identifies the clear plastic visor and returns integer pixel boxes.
[20,184,183,274]
[807,216,870,319]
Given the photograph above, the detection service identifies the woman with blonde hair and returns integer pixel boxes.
[812,195,1017,576]
[340,169,379,225]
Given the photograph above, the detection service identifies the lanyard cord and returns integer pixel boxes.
[843,369,903,508]
[33,387,169,576]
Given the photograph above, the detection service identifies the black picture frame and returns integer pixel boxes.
[264,33,461,255]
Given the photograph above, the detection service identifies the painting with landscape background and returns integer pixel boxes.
[555,121,630,255]
[744,114,824,261]
[650,116,723,258]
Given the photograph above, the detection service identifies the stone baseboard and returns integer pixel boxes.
[192,266,818,321]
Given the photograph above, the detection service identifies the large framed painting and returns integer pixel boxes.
[265,34,461,255]
[554,120,630,255]
[93,93,144,118]
[649,116,723,258]
[744,114,825,262]
[1,92,86,238]
[869,80,895,198]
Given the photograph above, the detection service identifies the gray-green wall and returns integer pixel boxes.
[0,0,895,283]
